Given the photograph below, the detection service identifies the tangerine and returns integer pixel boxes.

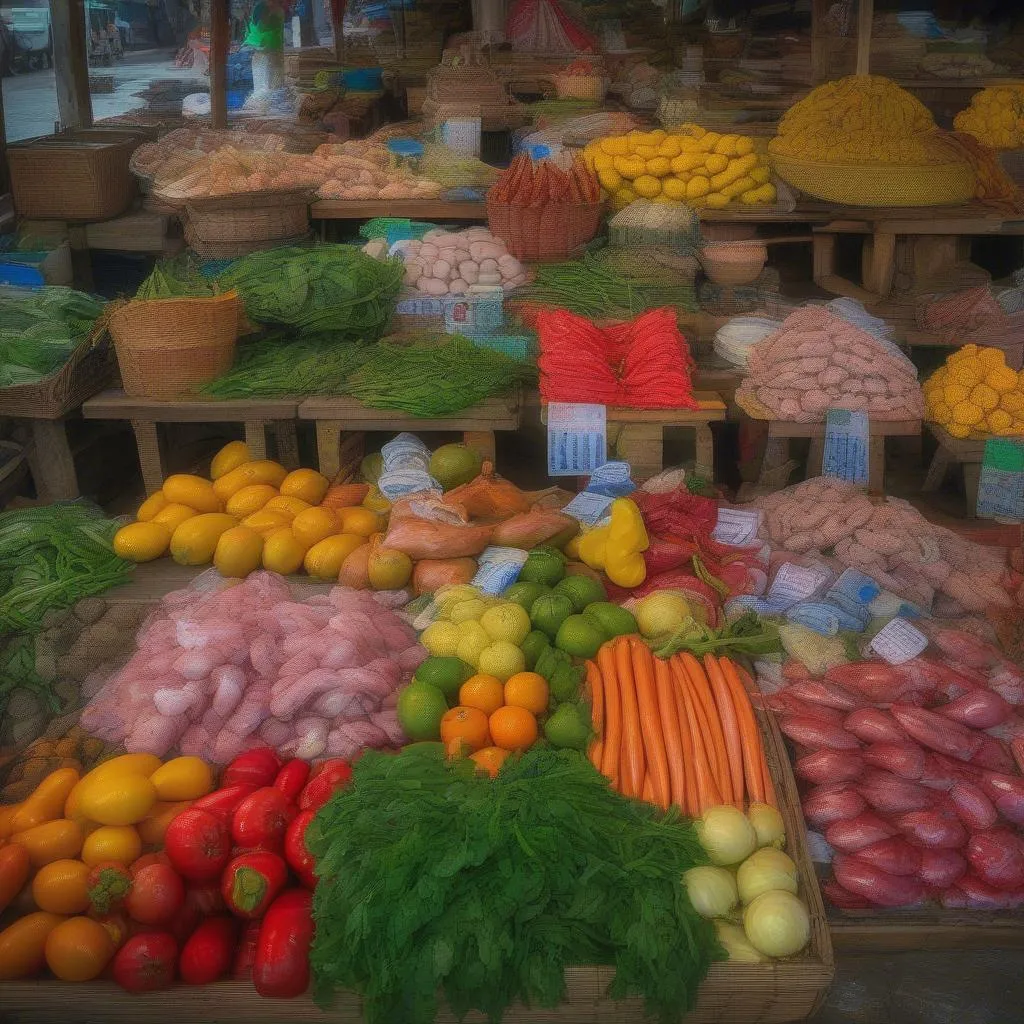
[503,672,550,715]
[470,746,510,778]
[488,706,537,751]
[458,674,505,715]
[439,706,490,753]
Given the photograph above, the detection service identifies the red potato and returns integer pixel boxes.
[857,769,934,814]
[180,916,238,985]
[231,787,295,852]
[966,829,1024,890]
[780,715,860,751]
[895,807,968,850]
[917,847,967,889]
[164,808,231,881]
[941,872,1024,910]
[795,748,864,786]
[825,812,898,853]
[802,784,867,828]
[854,837,922,877]
[833,853,927,907]
[112,932,178,992]
[949,781,999,832]
[843,708,908,745]
[890,704,983,763]
[862,742,926,780]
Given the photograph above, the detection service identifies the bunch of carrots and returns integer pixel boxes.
[488,154,601,206]
[587,636,776,816]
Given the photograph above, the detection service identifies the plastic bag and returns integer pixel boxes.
[489,507,577,549]
[384,512,494,560]
[412,557,478,596]
[441,461,532,519]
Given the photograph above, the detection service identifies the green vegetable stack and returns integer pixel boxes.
[135,256,216,299]
[309,746,720,1024]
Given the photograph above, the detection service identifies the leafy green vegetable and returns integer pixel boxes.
[0,634,57,718]
[309,747,720,1024]
[136,256,215,299]
[651,610,781,660]
[0,503,132,634]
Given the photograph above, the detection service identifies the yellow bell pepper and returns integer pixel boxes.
[577,526,608,570]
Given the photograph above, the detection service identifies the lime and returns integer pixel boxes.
[397,682,448,741]
[521,629,550,670]
[480,603,531,645]
[530,593,575,639]
[543,702,592,750]
[413,656,473,702]
[553,574,607,613]
[477,641,526,682]
[502,580,550,612]
[582,601,638,639]
[448,598,487,623]
[456,620,492,669]
[554,614,606,659]
[420,620,462,657]
[518,546,566,587]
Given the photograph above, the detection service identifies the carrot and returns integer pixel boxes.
[631,640,670,810]
[704,654,745,807]
[615,637,645,798]
[586,661,604,771]
[590,739,604,773]
[720,657,770,806]
[642,775,654,803]
[654,656,686,811]
[597,643,621,787]
[671,660,721,812]
[679,654,731,805]
[671,663,698,816]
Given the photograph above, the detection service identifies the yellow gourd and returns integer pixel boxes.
[212,459,288,501]
[242,508,292,532]
[170,513,238,565]
[704,153,729,175]
[225,483,279,519]
[632,174,662,198]
[304,534,366,580]
[112,522,171,562]
[136,491,167,522]
[210,440,250,480]
[644,156,671,177]
[150,502,196,532]
[686,176,711,199]
[162,474,221,513]
[262,527,307,575]
[263,495,312,518]
[214,526,264,578]
[670,153,704,174]
[279,468,330,505]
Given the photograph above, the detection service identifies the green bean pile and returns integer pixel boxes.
[345,336,536,416]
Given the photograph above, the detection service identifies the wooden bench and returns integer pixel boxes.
[757,417,922,494]
[82,391,301,495]
[297,392,522,480]
[922,422,986,516]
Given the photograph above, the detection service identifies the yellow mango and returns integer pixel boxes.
[170,513,238,565]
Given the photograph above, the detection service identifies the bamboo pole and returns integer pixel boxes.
[210,0,229,129]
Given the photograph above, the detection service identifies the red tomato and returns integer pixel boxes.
[192,785,256,821]
[231,787,294,852]
[129,852,170,876]
[179,916,238,985]
[164,808,231,881]
[298,760,352,812]
[222,748,281,789]
[125,863,185,926]
[86,862,133,916]
[112,932,178,992]
[284,810,317,890]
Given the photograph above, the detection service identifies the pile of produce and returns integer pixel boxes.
[752,477,1013,614]
[363,226,528,295]
[921,52,1001,80]
[583,126,776,210]
[954,85,1024,149]
[1,725,113,803]
[312,142,443,201]
[768,626,1024,910]
[131,127,293,184]
[80,571,420,762]
[307,746,718,1023]
[923,343,1024,437]
[487,152,600,206]
[0,287,105,388]
[736,306,924,422]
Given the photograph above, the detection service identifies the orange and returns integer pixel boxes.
[31,860,90,915]
[439,706,490,754]
[44,916,115,981]
[488,706,537,751]
[458,674,505,715]
[470,746,510,778]
[81,825,142,867]
[503,672,550,715]
[339,506,384,538]
[292,507,339,548]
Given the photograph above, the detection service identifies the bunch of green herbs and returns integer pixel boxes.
[650,609,782,660]
[136,256,216,299]
[308,746,719,1024]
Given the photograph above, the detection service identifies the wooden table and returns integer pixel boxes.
[297,392,522,480]
[82,391,301,496]
[922,422,988,516]
[311,199,487,222]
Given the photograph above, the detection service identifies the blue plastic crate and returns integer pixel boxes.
[342,66,384,92]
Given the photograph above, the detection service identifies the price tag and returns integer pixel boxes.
[395,297,444,317]
[869,617,929,665]
[562,490,614,525]
[712,506,763,546]
[766,562,834,610]
[976,438,1024,522]
[823,409,869,486]
[547,403,606,477]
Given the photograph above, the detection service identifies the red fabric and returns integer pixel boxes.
[537,307,698,409]
[505,0,597,51]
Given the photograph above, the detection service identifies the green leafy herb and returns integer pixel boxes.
[309,747,720,1024]
[136,256,215,299]
[651,610,781,660]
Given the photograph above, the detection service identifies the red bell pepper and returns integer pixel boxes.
[232,919,262,979]
[273,759,311,803]
[222,747,282,789]
[253,888,314,998]
[180,916,238,985]
[284,809,317,889]
[298,759,352,812]
[192,784,257,821]
[221,850,288,919]
[231,786,295,852]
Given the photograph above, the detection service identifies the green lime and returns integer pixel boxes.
[553,574,607,613]
[582,601,638,639]
[544,703,592,750]
[519,546,566,587]
[555,614,606,659]
[397,682,449,741]
[413,656,473,701]
[530,593,575,639]
[502,580,550,612]
[521,629,550,670]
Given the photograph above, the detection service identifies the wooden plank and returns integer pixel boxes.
[830,913,1024,953]
[209,0,229,130]
[311,199,487,220]
[768,419,921,438]
[855,0,873,76]
[928,422,987,460]
[51,0,93,130]
[22,419,79,502]
[604,395,727,424]
[83,391,298,422]
[297,394,520,431]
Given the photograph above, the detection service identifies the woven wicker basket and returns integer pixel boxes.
[486,198,603,261]
[770,154,976,206]
[184,202,310,244]
[184,230,312,261]
[0,335,115,419]
[109,292,240,401]
[8,131,140,221]
[553,74,607,102]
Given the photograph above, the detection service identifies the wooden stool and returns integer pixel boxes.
[923,422,986,516]
[82,391,301,495]
[297,392,522,480]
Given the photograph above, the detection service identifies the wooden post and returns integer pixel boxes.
[51,0,93,130]
[855,0,873,75]
[810,0,831,84]
[209,0,229,129]
[331,0,346,63]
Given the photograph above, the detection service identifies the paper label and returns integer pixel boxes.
[395,297,444,316]
[561,490,615,525]
[547,403,606,477]
[977,438,1024,521]
[823,409,869,486]
[767,562,834,610]
[869,617,929,665]
[472,546,529,595]
[713,506,763,546]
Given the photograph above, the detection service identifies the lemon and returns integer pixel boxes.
[113,522,171,562]
[434,584,481,608]
[421,620,463,658]
[477,641,526,682]
[456,622,492,668]
[480,603,531,645]
[449,599,487,624]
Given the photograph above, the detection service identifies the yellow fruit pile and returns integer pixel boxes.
[771,74,945,164]
[924,344,1024,438]
[582,126,776,211]
[112,441,386,580]
[954,86,1024,150]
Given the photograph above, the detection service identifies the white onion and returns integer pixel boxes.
[743,890,810,958]
[736,848,798,905]
[714,921,767,963]
[683,866,738,919]
[696,805,758,866]
[748,802,786,849]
